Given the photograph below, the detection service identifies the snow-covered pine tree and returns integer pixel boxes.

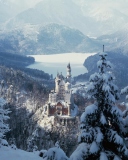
[0,98,10,147]
[43,141,69,160]
[121,86,128,146]
[70,51,128,160]
[27,128,39,152]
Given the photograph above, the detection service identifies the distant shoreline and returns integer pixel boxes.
[27,53,96,78]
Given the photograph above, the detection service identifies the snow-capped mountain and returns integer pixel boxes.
[1,0,128,55]
[0,0,17,23]
[0,23,100,54]
[97,25,128,54]
[4,0,87,34]
[2,0,128,37]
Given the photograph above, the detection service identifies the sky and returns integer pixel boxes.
[0,0,42,12]
[3,0,128,13]
[7,0,42,7]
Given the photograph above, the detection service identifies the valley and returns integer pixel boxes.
[0,0,128,159]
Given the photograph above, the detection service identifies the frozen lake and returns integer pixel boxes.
[27,53,96,78]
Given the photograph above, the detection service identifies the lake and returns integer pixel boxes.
[27,53,96,78]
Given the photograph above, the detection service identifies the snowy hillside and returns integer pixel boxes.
[0,23,100,54]
[97,26,128,55]
[0,146,42,160]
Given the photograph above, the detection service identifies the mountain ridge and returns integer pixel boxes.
[2,0,128,36]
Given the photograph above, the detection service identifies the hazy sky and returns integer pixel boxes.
[6,0,42,11]
[8,0,42,6]
[2,0,128,15]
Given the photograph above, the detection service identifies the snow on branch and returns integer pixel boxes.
[89,141,99,154]
[70,143,89,160]
[121,86,128,95]
[100,152,108,160]
[100,113,107,125]
[81,104,98,122]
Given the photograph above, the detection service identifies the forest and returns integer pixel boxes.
[0,51,128,160]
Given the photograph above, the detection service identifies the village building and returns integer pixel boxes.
[46,63,77,117]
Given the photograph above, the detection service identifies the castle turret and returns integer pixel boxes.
[68,103,71,116]
[47,103,50,116]
[66,63,71,84]
[55,73,60,93]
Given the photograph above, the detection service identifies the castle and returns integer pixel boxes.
[46,63,76,117]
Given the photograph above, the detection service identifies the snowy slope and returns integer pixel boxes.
[97,26,128,55]
[0,23,100,54]
[0,146,42,160]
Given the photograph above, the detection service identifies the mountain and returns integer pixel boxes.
[0,52,50,81]
[75,51,128,89]
[0,0,42,25]
[4,0,88,34]
[97,26,128,55]
[0,0,18,23]
[2,22,128,55]
[1,0,128,55]
[3,0,128,37]
[0,23,101,55]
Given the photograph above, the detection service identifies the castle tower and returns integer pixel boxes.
[47,103,50,116]
[68,103,71,116]
[66,63,71,83]
[55,73,60,93]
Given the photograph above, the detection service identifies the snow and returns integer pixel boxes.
[114,134,123,145]
[43,146,69,160]
[102,84,110,92]
[0,98,7,106]
[89,72,100,82]
[114,155,121,160]
[99,52,107,57]
[102,73,110,83]
[1,139,8,146]
[71,104,78,116]
[97,60,103,68]
[70,143,88,160]
[96,132,103,143]
[0,146,42,160]
[89,141,99,153]
[126,95,128,100]
[121,86,128,94]
[100,113,107,125]
[106,61,112,68]
[81,104,98,122]
[39,116,54,132]
[100,152,108,160]
[87,82,95,91]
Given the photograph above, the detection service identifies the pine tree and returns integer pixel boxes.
[27,128,39,152]
[121,86,128,147]
[70,52,128,160]
[0,98,10,147]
